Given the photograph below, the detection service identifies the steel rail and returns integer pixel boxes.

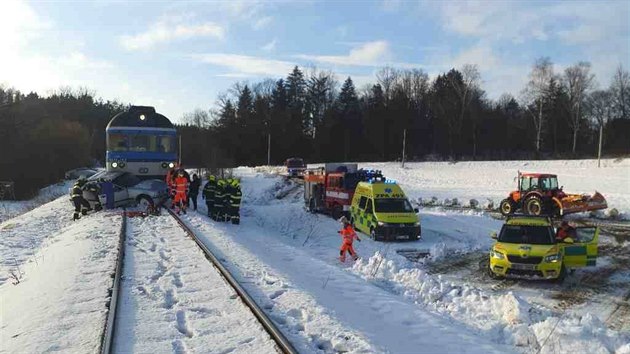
[167,208,298,354]
[99,211,127,354]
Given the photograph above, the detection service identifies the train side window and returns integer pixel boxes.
[358,196,367,209]
[108,134,128,151]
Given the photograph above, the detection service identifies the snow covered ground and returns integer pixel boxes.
[366,158,630,218]
[0,180,73,224]
[1,159,628,354]
[114,214,278,353]
[0,210,120,353]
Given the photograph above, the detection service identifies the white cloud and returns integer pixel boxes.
[262,38,277,52]
[253,16,273,30]
[194,53,296,77]
[296,40,392,66]
[120,20,225,50]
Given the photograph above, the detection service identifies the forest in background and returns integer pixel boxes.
[1,58,629,198]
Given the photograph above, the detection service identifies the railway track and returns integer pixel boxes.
[99,210,297,354]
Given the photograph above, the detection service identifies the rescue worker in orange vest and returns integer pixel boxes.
[165,167,176,208]
[173,169,189,214]
[338,216,360,262]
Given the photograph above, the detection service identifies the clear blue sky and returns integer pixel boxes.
[2,0,628,122]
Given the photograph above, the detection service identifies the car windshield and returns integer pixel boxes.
[499,225,555,244]
[113,173,141,187]
[374,198,413,213]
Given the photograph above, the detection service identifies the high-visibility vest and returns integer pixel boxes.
[71,184,83,198]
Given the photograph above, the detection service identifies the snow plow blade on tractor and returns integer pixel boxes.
[499,172,607,217]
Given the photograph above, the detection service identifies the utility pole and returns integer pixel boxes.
[597,124,603,168]
[267,133,271,166]
[178,135,182,165]
[401,129,407,168]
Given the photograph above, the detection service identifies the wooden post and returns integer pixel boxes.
[267,133,271,166]
[401,129,407,168]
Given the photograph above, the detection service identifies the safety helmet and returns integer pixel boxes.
[231,180,238,187]
[177,169,185,175]
[339,216,349,224]
[208,175,216,181]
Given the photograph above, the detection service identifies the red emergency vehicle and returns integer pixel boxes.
[303,163,382,220]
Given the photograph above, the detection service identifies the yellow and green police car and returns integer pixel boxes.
[349,181,421,241]
[488,216,598,281]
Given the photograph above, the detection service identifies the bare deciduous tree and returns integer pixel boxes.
[376,66,399,103]
[449,64,481,157]
[563,61,595,153]
[522,57,554,152]
[610,65,630,119]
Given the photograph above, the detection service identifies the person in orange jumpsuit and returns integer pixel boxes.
[165,167,176,208]
[173,169,189,214]
[338,216,360,262]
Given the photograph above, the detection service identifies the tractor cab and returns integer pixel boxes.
[519,173,561,193]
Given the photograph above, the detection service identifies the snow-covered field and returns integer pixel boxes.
[0,180,72,224]
[1,159,628,353]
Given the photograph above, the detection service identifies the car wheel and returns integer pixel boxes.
[525,196,543,216]
[499,199,514,216]
[137,195,154,213]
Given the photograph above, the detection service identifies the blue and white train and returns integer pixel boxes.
[105,106,178,179]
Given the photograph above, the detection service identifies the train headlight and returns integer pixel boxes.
[111,162,118,168]
[161,162,168,168]
[119,162,126,168]
[139,114,146,121]
[168,162,175,168]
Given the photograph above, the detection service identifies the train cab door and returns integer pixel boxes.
[562,227,599,268]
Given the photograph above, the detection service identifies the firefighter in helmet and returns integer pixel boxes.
[213,178,227,221]
[202,175,217,217]
[70,176,92,220]
[227,179,242,224]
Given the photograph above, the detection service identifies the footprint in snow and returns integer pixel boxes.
[175,310,194,338]
[269,289,286,300]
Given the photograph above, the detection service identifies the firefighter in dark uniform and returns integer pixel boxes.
[229,179,242,224]
[202,175,217,217]
[71,177,91,220]
[213,179,227,221]
[223,179,234,222]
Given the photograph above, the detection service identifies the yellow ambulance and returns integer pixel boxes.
[349,180,421,241]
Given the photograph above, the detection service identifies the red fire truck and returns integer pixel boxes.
[303,163,383,220]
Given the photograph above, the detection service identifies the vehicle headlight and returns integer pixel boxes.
[111,162,118,168]
[377,221,385,226]
[491,250,505,259]
[414,221,420,226]
[544,254,561,263]
[161,162,168,168]
[168,162,175,168]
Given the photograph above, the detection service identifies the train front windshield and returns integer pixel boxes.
[107,133,177,153]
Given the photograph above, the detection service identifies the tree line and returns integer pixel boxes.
[0,87,126,198]
[181,59,630,168]
[1,58,629,198]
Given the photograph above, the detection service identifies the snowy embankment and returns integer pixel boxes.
[183,170,515,353]
[114,215,278,353]
[0,180,73,224]
[233,166,629,353]
[0,210,121,353]
[368,158,630,219]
